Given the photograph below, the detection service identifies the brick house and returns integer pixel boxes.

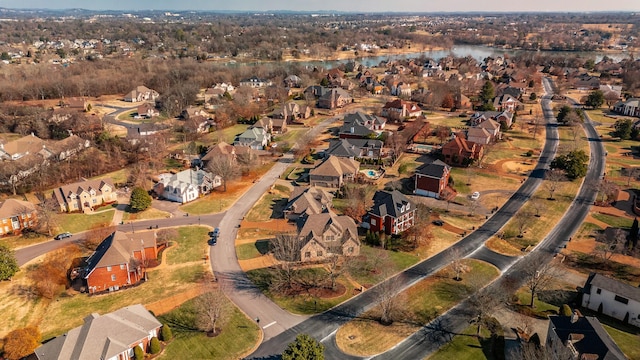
[84,231,157,294]
[297,209,360,262]
[283,186,334,221]
[53,178,118,213]
[381,99,422,121]
[414,160,451,199]
[0,199,37,237]
[318,88,353,109]
[309,156,360,188]
[367,190,415,235]
[35,304,162,360]
[441,134,483,166]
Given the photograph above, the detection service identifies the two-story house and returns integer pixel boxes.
[53,178,118,213]
[366,190,415,235]
[442,134,483,166]
[381,99,422,122]
[581,272,640,328]
[239,76,273,88]
[338,112,386,139]
[234,127,271,150]
[153,169,219,204]
[414,160,451,199]
[0,199,37,237]
[297,209,360,262]
[317,88,353,109]
[35,304,163,360]
[324,138,384,160]
[546,313,626,360]
[283,186,334,221]
[84,231,158,294]
[309,156,360,188]
[613,98,640,118]
[124,86,159,102]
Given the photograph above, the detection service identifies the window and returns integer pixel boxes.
[305,252,311,258]
[92,199,97,204]
[371,218,376,226]
[317,251,323,257]
[325,235,335,241]
[406,203,410,210]
[596,288,601,294]
[106,266,112,271]
[120,264,125,270]
[111,274,116,281]
[348,247,354,253]
[614,295,629,305]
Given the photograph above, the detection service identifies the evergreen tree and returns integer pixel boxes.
[0,244,19,280]
[282,334,325,360]
[161,324,173,341]
[129,187,152,212]
[150,337,161,354]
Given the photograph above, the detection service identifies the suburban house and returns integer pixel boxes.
[324,138,384,160]
[492,94,523,112]
[34,304,162,360]
[441,134,484,166]
[466,127,493,145]
[0,133,52,161]
[381,99,422,121]
[546,313,626,360]
[574,74,601,90]
[309,156,360,188]
[61,97,88,111]
[339,112,386,139]
[181,106,208,120]
[234,126,271,149]
[204,83,235,102]
[199,142,252,168]
[477,118,502,139]
[283,186,334,220]
[613,98,640,118]
[254,117,273,133]
[469,111,513,129]
[124,86,159,102]
[44,134,91,161]
[581,272,640,328]
[317,88,353,109]
[0,199,37,237]
[239,76,273,88]
[136,103,159,118]
[272,102,311,123]
[296,209,360,262]
[414,160,451,199]
[154,169,219,204]
[53,178,118,213]
[366,190,415,235]
[284,74,302,88]
[271,118,287,134]
[84,231,158,294]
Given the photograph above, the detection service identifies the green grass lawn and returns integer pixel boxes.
[89,168,129,185]
[54,210,115,234]
[166,226,210,265]
[603,324,640,360]
[236,240,270,260]
[349,246,420,286]
[157,294,261,360]
[429,325,501,360]
[592,213,633,229]
[244,193,287,222]
[202,124,248,144]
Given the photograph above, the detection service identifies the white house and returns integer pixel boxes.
[581,272,640,328]
[154,169,220,204]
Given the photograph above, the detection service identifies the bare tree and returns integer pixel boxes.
[156,228,179,245]
[624,167,639,186]
[448,248,466,281]
[522,257,557,308]
[544,169,566,200]
[514,210,532,238]
[270,232,303,293]
[465,275,508,336]
[206,154,240,192]
[435,126,451,145]
[36,196,59,236]
[477,142,495,168]
[195,284,230,335]
[325,255,344,291]
[375,270,404,326]
[342,183,376,222]
[596,228,627,260]
[82,224,117,251]
[595,179,618,204]
[402,203,434,249]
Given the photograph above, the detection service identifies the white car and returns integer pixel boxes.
[471,191,480,200]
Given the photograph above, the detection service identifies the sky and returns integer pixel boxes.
[0,0,638,12]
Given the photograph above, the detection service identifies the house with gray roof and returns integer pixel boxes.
[414,160,451,199]
[309,156,360,188]
[234,126,271,150]
[613,98,640,118]
[366,190,415,235]
[296,209,360,262]
[339,112,386,139]
[284,186,334,220]
[153,168,219,204]
[546,313,626,360]
[324,138,384,160]
[35,304,162,360]
[581,272,640,328]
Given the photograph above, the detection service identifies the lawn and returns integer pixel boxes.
[89,168,129,185]
[428,325,501,360]
[348,246,420,286]
[122,207,171,221]
[54,210,115,234]
[201,124,248,144]
[0,234,52,250]
[591,213,633,229]
[166,226,210,265]
[244,192,288,222]
[246,267,357,314]
[336,259,500,356]
[236,240,270,260]
[603,324,640,360]
[158,295,260,360]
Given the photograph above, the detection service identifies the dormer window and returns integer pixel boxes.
[400,205,405,212]
[406,203,410,210]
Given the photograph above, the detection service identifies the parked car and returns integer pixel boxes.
[471,191,480,200]
[432,220,444,226]
[54,232,72,240]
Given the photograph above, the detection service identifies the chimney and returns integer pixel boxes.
[571,310,579,323]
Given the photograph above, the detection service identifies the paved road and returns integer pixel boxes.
[247,77,565,360]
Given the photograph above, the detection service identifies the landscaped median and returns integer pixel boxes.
[335,259,500,357]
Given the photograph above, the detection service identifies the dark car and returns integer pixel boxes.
[208,237,217,246]
[54,232,72,240]
[432,220,444,226]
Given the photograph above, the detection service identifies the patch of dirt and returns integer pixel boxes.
[145,286,203,315]
[238,254,279,271]
[308,283,347,299]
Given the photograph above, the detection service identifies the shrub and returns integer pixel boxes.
[560,304,573,316]
[134,345,145,359]
[150,337,161,354]
[161,324,173,341]
[3,326,41,360]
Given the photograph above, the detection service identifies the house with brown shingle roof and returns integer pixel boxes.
[309,156,360,188]
[441,133,483,166]
[0,198,37,237]
[381,99,422,121]
[0,133,52,161]
[84,231,157,294]
[297,209,359,262]
[284,186,334,220]
[124,86,159,102]
[34,304,162,360]
[53,178,117,213]
[466,127,493,145]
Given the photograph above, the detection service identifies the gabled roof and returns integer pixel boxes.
[53,178,115,205]
[339,112,385,136]
[443,134,477,153]
[325,138,383,158]
[583,272,640,302]
[297,210,359,246]
[477,118,501,131]
[238,127,267,142]
[285,186,334,216]
[34,304,162,360]
[369,190,414,219]
[548,315,626,360]
[467,127,492,139]
[415,160,450,179]
[0,198,36,218]
[84,231,156,278]
[310,156,360,178]
[382,99,421,112]
[0,133,46,157]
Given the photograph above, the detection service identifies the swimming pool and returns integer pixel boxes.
[360,169,383,179]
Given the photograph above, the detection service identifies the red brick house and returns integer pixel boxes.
[414,160,451,199]
[381,99,422,121]
[367,190,415,235]
[442,133,483,166]
[35,304,162,360]
[84,231,157,294]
